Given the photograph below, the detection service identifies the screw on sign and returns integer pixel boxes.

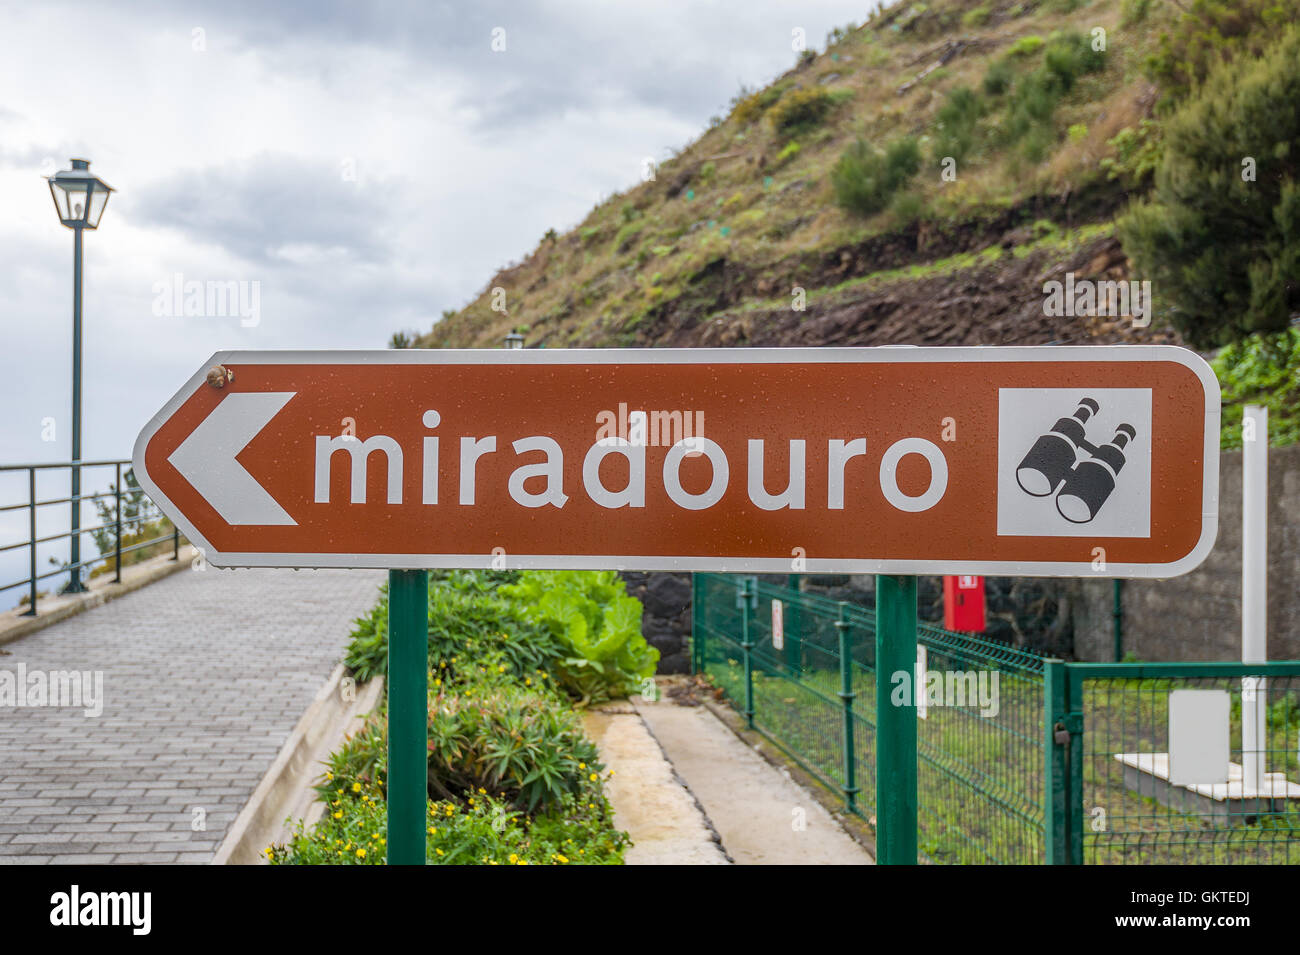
[133,346,1220,864]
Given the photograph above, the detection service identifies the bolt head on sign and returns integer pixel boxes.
[132,346,1219,578]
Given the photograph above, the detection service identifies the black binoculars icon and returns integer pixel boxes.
[1015,397,1137,524]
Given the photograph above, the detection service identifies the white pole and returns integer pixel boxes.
[1242,405,1268,793]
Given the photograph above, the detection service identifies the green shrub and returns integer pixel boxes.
[962,4,991,26]
[269,787,627,865]
[1042,31,1105,90]
[832,137,922,217]
[730,81,790,125]
[767,86,841,139]
[1119,24,1300,347]
[1120,0,1152,25]
[933,86,984,164]
[1143,0,1298,103]
[1007,35,1045,57]
[343,570,560,683]
[775,140,802,166]
[325,677,603,813]
[499,571,658,704]
[1003,31,1105,161]
[891,190,926,225]
[612,219,647,253]
[982,57,1015,95]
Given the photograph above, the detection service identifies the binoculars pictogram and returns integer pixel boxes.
[1015,397,1137,524]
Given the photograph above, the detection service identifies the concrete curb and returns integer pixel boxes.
[212,666,384,865]
[0,545,196,648]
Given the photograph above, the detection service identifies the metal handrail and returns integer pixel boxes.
[2,458,184,616]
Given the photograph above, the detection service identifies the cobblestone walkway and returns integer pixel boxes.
[0,566,383,864]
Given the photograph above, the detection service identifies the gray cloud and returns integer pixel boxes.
[132,153,400,266]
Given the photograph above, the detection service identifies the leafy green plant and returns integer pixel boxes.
[832,136,922,217]
[499,571,658,704]
[1099,119,1162,188]
[1212,329,1300,449]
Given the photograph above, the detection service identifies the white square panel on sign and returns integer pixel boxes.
[996,388,1152,538]
[1168,689,1230,786]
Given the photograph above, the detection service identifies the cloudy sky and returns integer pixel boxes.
[0,0,871,599]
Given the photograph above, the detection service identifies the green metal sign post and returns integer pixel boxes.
[874,574,918,865]
[386,569,429,865]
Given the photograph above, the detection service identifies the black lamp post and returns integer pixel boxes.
[47,158,114,594]
[504,330,524,349]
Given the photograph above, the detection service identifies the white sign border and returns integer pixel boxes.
[132,345,1220,579]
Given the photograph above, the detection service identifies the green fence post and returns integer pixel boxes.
[835,601,859,813]
[1043,658,1069,864]
[739,575,757,729]
[691,573,702,675]
[1112,579,1124,663]
[785,573,803,677]
[1066,665,1085,866]
[874,574,917,865]
[387,568,429,865]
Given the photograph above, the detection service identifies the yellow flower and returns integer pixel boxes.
[435,848,444,857]
[478,787,486,795]
[578,762,586,770]
[517,859,528,865]
[263,847,274,859]
[589,773,598,782]
[498,665,506,673]
[555,854,569,864]
[333,811,343,819]
[525,678,531,686]
[428,826,437,835]
[352,782,362,793]
[508,853,519,863]
[356,848,366,859]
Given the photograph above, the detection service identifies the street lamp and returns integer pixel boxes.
[504,330,525,349]
[47,158,114,593]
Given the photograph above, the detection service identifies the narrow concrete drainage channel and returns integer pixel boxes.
[588,677,874,865]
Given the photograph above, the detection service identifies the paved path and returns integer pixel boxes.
[0,565,383,864]
[583,707,729,865]
[636,694,874,865]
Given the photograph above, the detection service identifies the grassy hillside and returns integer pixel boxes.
[415,0,1300,443]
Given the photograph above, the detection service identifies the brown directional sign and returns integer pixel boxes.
[132,346,1219,577]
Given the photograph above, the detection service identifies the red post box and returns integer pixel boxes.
[943,575,986,633]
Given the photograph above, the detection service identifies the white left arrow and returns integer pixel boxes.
[168,391,298,526]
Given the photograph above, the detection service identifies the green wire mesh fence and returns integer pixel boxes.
[692,573,1300,865]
